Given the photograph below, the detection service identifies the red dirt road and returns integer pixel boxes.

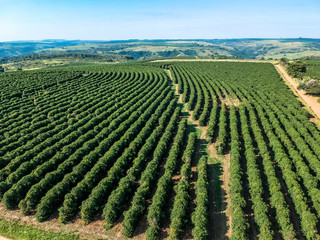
[275,64,320,120]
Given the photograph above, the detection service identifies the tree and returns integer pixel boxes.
[298,79,320,94]
[280,57,289,66]
[287,61,307,77]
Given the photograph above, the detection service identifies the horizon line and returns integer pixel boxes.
[1,37,320,43]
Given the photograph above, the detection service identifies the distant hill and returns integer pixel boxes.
[0,40,83,58]
[1,38,320,60]
[0,52,133,71]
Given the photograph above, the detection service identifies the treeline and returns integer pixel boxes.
[0,52,133,64]
[280,58,320,95]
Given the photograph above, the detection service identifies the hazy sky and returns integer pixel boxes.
[0,0,319,41]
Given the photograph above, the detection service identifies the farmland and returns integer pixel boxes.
[303,60,320,80]
[1,61,320,240]
[2,39,320,62]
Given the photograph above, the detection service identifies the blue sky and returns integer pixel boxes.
[0,0,319,41]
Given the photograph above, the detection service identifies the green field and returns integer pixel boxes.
[0,218,79,240]
[1,61,320,239]
[304,60,320,79]
[295,60,320,96]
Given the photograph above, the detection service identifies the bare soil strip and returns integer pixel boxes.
[275,64,320,121]
[167,69,231,240]
[208,147,231,239]
[152,59,277,64]
[0,236,11,240]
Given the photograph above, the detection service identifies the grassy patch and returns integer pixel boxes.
[0,218,80,240]
[263,51,320,60]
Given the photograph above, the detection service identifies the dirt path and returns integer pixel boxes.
[275,64,320,121]
[166,69,231,240]
[152,59,277,64]
[165,68,173,80]
[0,236,11,240]
[208,145,231,240]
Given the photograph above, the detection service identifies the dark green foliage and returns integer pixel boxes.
[145,118,188,239]
[280,57,289,64]
[215,103,227,155]
[1,61,320,240]
[78,98,177,224]
[287,61,307,77]
[169,132,197,240]
[36,81,171,222]
[16,72,155,214]
[238,105,273,239]
[192,156,209,240]
[122,118,187,238]
[206,101,218,141]
[229,106,249,240]
[103,107,180,229]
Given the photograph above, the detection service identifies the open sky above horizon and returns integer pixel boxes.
[0,0,319,42]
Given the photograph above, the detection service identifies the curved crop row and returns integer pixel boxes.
[169,132,197,240]
[145,118,188,240]
[103,107,181,229]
